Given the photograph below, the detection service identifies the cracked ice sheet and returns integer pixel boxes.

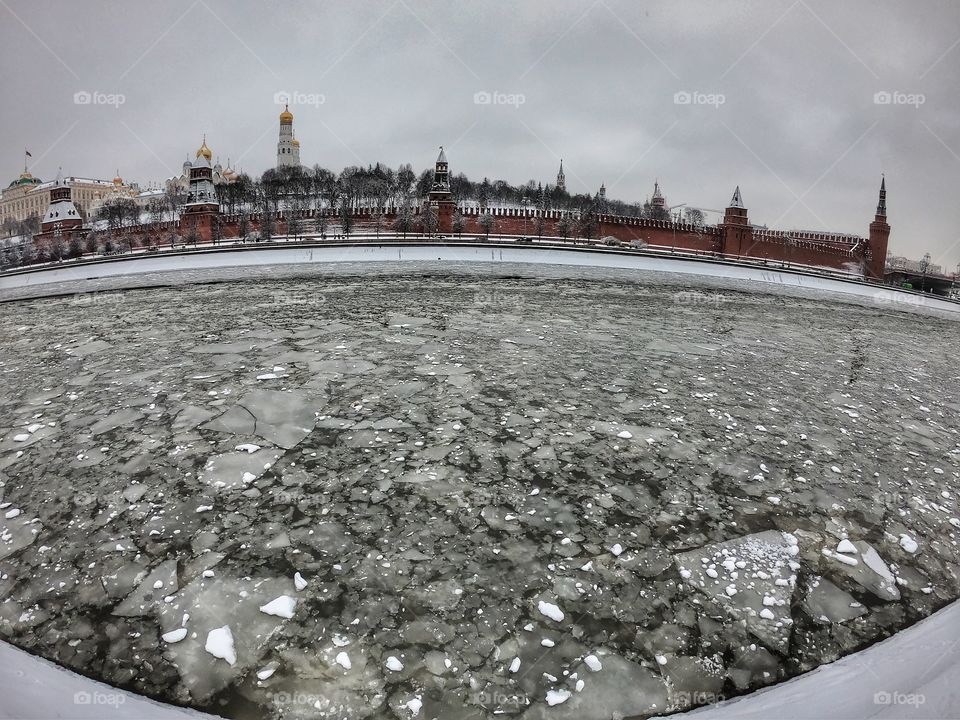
[198,449,284,491]
[675,531,798,652]
[204,389,318,449]
[158,575,293,702]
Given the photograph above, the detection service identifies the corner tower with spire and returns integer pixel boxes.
[425,146,455,233]
[720,185,753,257]
[867,176,890,280]
[556,160,566,192]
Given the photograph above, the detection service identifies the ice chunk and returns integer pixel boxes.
[899,534,918,554]
[205,626,236,666]
[538,600,564,622]
[294,572,308,591]
[546,689,571,706]
[335,651,352,670]
[802,575,867,624]
[385,656,404,672]
[837,539,857,554]
[162,628,188,643]
[827,541,900,601]
[584,654,602,672]
[259,595,296,619]
[674,531,797,652]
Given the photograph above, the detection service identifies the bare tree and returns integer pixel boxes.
[478,212,495,239]
[452,211,466,238]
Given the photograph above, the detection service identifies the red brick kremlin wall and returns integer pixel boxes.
[32,203,883,278]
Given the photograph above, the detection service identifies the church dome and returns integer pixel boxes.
[113,171,123,185]
[279,105,293,123]
[196,138,213,161]
[292,138,300,147]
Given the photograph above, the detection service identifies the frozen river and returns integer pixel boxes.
[0,271,958,719]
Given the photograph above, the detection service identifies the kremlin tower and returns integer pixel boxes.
[426,146,455,232]
[180,136,220,241]
[556,160,566,192]
[868,177,890,280]
[277,105,301,168]
[720,186,752,256]
[40,168,84,236]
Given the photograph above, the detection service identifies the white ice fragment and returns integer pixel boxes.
[202,569,215,578]
[899,534,919,554]
[162,628,187,643]
[12,434,30,442]
[335,651,352,670]
[294,572,308,591]
[509,657,521,673]
[385,656,404,672]
[538,600,564,622]
[759,608,776,620]
[4,509,21,519]
[546,689,571,706]
[259,595,297,619]
[584,654,602,672]
[541,638,555,647]
[204,626,236,666]
[610,543,624,557]
[655,654,667,665]
[235,443,261,453]
[195,505,213,513]
[256,664,277,680]
[405,696,422,716]
[616,430,633,439]
[837,539,858,554]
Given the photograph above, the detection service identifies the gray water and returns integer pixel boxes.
[0,273,958,719]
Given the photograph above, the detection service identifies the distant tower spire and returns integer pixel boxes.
[556,159,566,192]
[428,146,451,200]
[876,175,886,218]
[729,185,744,209]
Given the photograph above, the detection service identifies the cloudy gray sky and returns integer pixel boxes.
[2,0,958,267]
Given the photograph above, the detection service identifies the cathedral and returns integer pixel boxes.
[165,137,236,196]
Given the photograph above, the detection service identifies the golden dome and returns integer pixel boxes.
[196,136,212,161]
[113,170,123,185]
[279,104,293,123]
[292,138,300,147]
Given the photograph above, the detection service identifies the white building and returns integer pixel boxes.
[276,105,301,168]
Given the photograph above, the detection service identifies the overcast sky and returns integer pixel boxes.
[2,0,958,266]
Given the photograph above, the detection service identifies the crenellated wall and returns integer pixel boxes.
[29,200,882,278]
